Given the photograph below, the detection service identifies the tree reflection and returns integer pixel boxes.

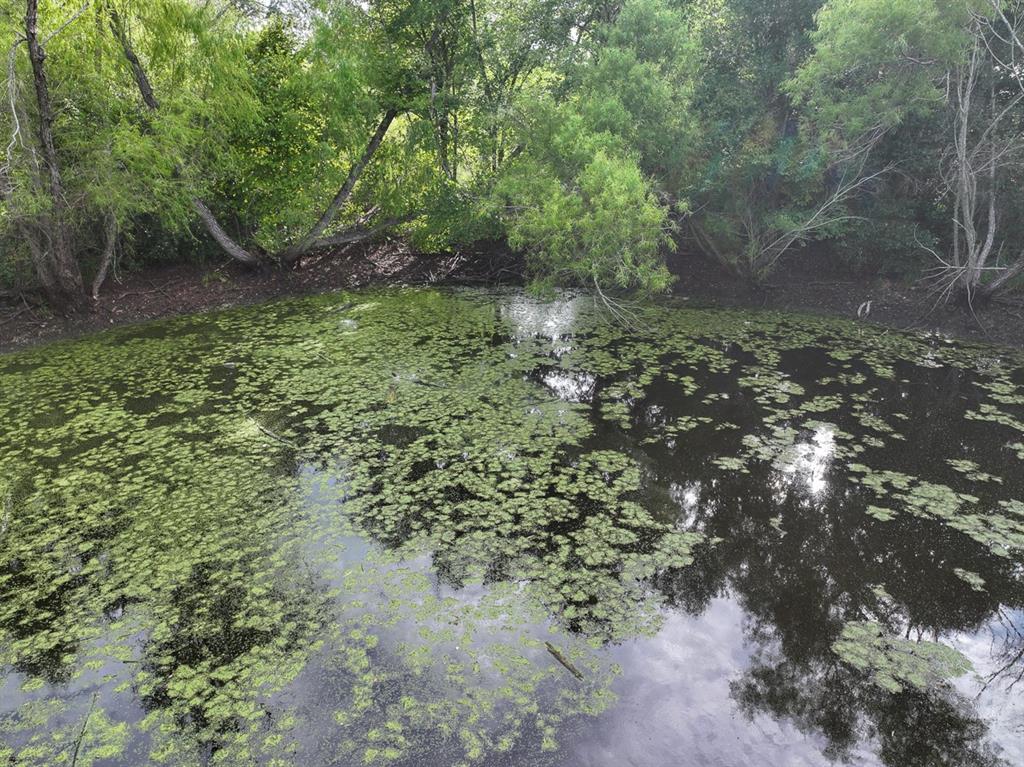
[637,352,1024,767]
[981,609,1024,692]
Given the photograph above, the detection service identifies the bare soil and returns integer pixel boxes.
[2,242,1023,352]
[0,241,516,352]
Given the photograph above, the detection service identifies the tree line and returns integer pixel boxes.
[2,0,1023,311]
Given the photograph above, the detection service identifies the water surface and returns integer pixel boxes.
[1,288,1022,766]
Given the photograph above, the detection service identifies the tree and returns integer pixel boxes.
[465,0,577,173]
[4,0,1024,307]
[110,1,424,265]
[0,0,265,307]
[792,0,1024,304]
[937,2,1024,304]
[2,1,87,310]
[680,0,842,282]
[473,0,694,294]
[497,146,674,295]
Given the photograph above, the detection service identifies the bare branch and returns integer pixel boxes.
[43,1,90,45]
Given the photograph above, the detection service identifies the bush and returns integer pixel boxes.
[495,150,673,294]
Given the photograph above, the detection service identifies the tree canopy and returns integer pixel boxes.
[2,0,1024,308]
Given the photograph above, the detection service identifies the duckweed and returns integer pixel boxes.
[1,288,1023,766]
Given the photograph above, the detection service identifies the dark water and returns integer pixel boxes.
[0,289,1022,766]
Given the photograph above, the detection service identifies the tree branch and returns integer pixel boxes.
[109,6,260,267]
[303,213,417,252]
[281,108,397,262]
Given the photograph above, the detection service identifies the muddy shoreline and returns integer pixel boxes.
[2,243,1023,352]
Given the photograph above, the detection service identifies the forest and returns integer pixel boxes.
[2,0,1023,314]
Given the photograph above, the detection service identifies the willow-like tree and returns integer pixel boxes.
[792,0,1024,304]
[2,1,86,309]
[1,0,261,309]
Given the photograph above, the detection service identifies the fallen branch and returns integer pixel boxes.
[69,692,97,767]
[592,277,638,328]
[545,641,584,681]
[248,415,298,449]
[300,213,419,255]
[0,305,30,327]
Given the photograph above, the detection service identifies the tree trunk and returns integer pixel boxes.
[25,0,85,310]
[280,109,398,263]
[109,9,261,267]
[192,199,261,266]
[91,214,119,299]
[942,26,1024,305]
[109,10,159,110]
[980,256,1024,298]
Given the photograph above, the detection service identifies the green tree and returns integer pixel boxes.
[475,0,694,293]
[792,0,1024,303]
[487,99,673,293]
[1,0,261,307]
[680,0,848,282]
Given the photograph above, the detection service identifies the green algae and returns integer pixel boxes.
[832,621,973,694]
[0,288,1023,766]
[953,568,986,592]
[846,464,1024,557]
[0,291,681,765]
[948,459,1003,484]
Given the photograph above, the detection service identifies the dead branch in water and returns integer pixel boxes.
[545,641,584,680]
[247,415,299,450]
[69,692,98,767]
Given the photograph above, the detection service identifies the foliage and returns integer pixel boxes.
[491,134,674,292]
[791,0,1024,301]
[217,15,364,250]
[832,620,973,693]
[788,0,968,135]
[0,0,258,284]
[4,0,1024,306]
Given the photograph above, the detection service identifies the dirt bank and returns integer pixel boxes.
[0,242,514,352]
[667,250,1024,349]
[2,243,1023,352]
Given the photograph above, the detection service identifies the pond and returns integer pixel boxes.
[1,288,1023,767]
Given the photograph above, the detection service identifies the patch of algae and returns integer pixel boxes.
[2,289,1023,765]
